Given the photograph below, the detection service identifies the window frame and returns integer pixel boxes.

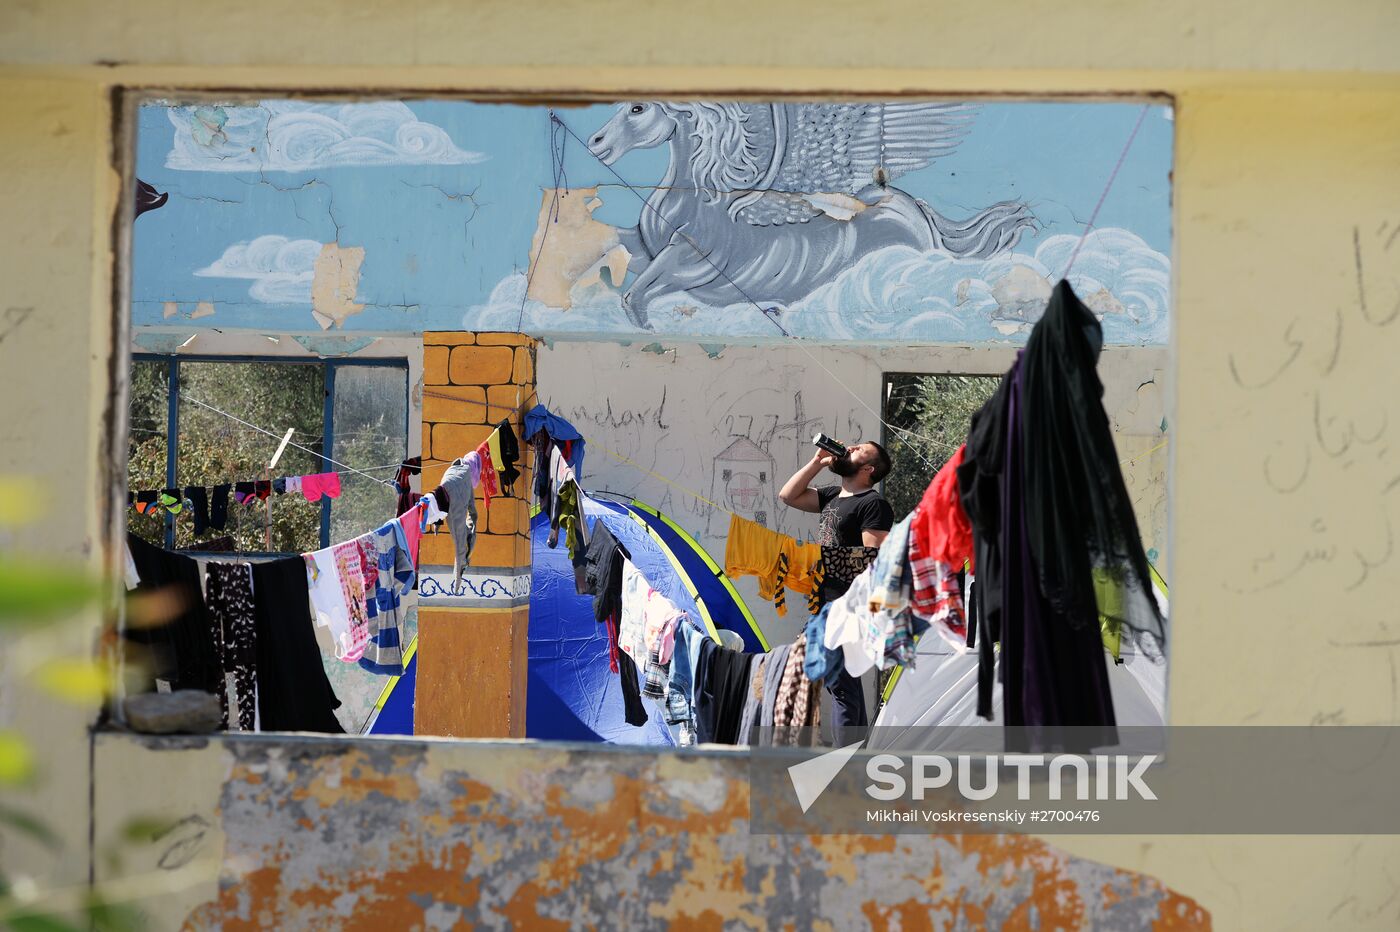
[132,352,410,555]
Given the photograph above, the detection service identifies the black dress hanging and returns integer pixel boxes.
[252,556,345,733]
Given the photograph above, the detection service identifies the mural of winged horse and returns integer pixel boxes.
[587,101,1037,328]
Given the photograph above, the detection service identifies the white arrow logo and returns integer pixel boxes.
[787,741,865,814]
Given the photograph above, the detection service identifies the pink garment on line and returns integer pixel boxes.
[302,472,342,502]
[398,499,425,567]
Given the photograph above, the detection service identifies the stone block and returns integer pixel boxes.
[512,346,534,384]
[486,384,521,423]
[432,423,493,462]
[449,345,513,386]
[475,332,533,347]
[423,385,487,425]
[423,345,450,385]
[423,331,476,346]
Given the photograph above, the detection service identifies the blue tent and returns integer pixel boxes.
[372,491,760,744]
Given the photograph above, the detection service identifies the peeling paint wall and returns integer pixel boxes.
[92,734,1206,930]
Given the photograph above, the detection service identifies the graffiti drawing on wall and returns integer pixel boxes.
[133,98,1172,344]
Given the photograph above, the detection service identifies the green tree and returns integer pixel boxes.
[882,374,1000,518]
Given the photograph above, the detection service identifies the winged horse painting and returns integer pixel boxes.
[586,101,1037,328]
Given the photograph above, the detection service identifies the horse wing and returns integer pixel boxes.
[732,103,977,226]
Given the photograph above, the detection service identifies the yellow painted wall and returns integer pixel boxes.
[2,2,1399,927]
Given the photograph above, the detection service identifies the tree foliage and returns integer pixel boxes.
[882,374,1000,518]
[126,360,405,554]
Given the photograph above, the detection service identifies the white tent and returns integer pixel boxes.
[869,578,1168,753]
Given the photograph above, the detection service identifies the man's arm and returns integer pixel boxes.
[860,497,895,547]
[778,450,831,513]
[862,527,889,547]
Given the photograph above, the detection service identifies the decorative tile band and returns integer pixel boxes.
[417,567,530,608]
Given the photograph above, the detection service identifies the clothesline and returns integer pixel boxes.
[179,393,399,490]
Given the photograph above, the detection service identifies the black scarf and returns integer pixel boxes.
[1019,280,1165,655]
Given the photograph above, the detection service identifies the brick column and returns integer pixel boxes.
[415,331,535,738]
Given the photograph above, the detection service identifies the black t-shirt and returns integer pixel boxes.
[815,487,893,604]
[816,486,894,546]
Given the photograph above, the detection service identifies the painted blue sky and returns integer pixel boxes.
[133,99,1172,339]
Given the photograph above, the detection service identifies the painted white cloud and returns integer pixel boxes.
[465,228,1171,345]
[165,101,486,172]
[195,235,321,304]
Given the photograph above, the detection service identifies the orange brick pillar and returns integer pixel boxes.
[414,331,536,738]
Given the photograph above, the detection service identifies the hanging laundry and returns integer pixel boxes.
[435,452,480,583]
[524,405,586,474]
[724,513,784,584]
[530,431,554,516]
[301,472,342,502]
[360,519,413,676]
[1021,281,1165,648]
[396,498,427,567]
[209,484,230,529]
[771,637,821,745]
[184,486,210,535]
[580,521,627,613]
[493,419,521,494]
[303,541,370,662]
[618,558,684,702]
[724,514,822,617]
[124,534,222,697]
[868,513,914,615]
[284,475,302,496]
[132,490,161,514]
[233,481,257,505]
[548,479,589,573]
[756,641,792,745]
[394,456,422,518]
[475,439,500,509]
[736,655,767,746]
[802,604,844,684]
[913,444,974,569]
[908,525,967,649]
[254,479,272,501]
[205,561,258,731]
[616,649,650,727]
[1093,565,1127,660]
[694,639,753,745]
[957,366,1014,721]
[822,566,890,678]
[664,620,707,731]
[250,555,344,733]
[355,535,381,630]
[160,489,184,514]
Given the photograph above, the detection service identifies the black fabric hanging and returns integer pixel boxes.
[1019,280,1165,655]
[695,645,753,745]
[124,533,222,697]
[616,650,650,727]
[495,419,522,494]
[1002,357,1115,748]
[957,370,1015,721]
[251,556,345,733]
